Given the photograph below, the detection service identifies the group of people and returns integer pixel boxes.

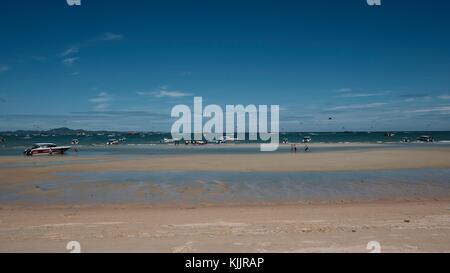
[290,143,310,153]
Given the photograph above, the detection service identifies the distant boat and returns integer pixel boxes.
[417,136,434,142]
[302,136,312,143]
[162,138,181,144]
[106,139,120,145]
[24,143,71,156]
[385,132,396,137]
[216,136,239,144]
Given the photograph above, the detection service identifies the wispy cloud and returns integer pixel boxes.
[0,65,10,73]
[59,32,125,68]
[438,95,450,100]
[99,32,125,41]
[89,92,113,112]
[338,91,390,98]
[60,32,125,57]
[137,86,192,98]
[153,90,192,98]
[62,57,79,67]
[326,102,388,111]
[334,88,390,98]
[60,47,79,57]
[400,94,432,102]
[410,105,450,113]
[335,88,353,93]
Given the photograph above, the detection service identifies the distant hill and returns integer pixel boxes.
[0,127,160,136]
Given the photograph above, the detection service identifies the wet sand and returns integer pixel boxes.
[0,201,449,253]
[1,145,450,184]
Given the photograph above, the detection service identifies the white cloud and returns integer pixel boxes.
[438,95,450,100]
[59,32,124,65]
[327,102,388,111]
[411,105,450,113]
[339,91,390,98]
[334,88,390,98]
[90,92,113,111]
[62,57,79,67]
[137,86,192,98]
[335,88,353,93]
[94,103,110,111]
[153,90,192,98]
[60,46,79,57]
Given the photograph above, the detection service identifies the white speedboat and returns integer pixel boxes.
[24,143,71,156]
[162,138,181,144]
[106,139,120,145]
[216,136,239,144]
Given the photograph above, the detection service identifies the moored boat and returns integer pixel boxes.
[106,139,120,145]
[417,136,434,142]
[24,143,71,156]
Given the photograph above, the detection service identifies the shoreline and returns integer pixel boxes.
[1,197,449,210]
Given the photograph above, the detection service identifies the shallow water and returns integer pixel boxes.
[1,142,450,157]
[1,131,450,150]
[2,168,449,206]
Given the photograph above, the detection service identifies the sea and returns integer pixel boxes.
[1,131,450,150]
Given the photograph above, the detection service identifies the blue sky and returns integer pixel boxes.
[0,0,449,132]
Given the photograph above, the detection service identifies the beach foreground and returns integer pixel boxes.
[0,201,449,253]
[1,144,450,252]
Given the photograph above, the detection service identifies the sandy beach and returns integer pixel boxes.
[0,144,450,252]
[0,201,449,253]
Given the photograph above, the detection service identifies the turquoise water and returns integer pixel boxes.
[1,142,450,157]
[1,131,450,149]
[1,131,450,157]
[2,169,450,205]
